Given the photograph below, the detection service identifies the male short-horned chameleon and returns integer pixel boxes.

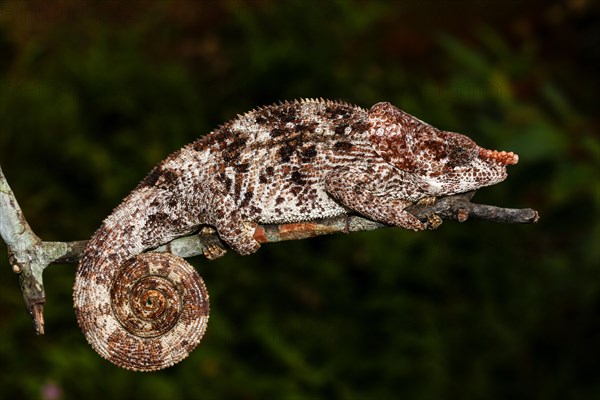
[73,99,518,371]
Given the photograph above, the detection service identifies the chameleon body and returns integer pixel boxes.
[73,99,518,371]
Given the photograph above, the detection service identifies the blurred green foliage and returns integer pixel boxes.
[0,1,598,399]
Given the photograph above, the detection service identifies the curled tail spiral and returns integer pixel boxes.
[74,252,209,371]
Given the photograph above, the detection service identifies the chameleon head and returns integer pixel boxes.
[413,131,519,196]
[368,102,518,196]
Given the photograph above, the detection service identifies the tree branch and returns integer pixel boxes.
[1,165,46,334]
[1,163,539,334]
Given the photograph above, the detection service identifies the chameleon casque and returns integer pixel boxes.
[73,99,518,371]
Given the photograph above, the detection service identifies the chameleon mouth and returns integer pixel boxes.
[479,148,519,165]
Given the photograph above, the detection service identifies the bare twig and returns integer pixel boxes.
[1,165,46,334]
[1,163,539,334]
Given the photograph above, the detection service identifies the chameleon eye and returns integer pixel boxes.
[446,134,477,167]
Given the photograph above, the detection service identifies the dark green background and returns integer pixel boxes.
[1,1,598,399]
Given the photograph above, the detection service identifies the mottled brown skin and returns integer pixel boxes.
[73,99,518,371]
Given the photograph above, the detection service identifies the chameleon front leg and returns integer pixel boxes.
[325,166,426,231]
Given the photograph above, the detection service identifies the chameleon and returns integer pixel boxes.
[73,99,518,371]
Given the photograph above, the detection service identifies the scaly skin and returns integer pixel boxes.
[73,99,518,370]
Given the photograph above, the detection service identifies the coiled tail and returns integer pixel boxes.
[73,186,210,371]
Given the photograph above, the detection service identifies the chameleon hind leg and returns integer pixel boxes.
[202,178,261,256]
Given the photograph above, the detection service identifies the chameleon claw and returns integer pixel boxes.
[199,226,228,260]
[203,244,228,260]
[200,226,217,235]
[417,196,437,207]
[424,213,443,230]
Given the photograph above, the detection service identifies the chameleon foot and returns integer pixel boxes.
[417,196,437,206]
[199,226,228,260]
[425,213,443,230]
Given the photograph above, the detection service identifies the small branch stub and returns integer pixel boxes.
[456,208,469,222]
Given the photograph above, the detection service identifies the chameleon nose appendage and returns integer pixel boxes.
[479,149,519,165]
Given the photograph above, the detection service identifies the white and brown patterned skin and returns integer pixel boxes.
[73,99,518,371]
